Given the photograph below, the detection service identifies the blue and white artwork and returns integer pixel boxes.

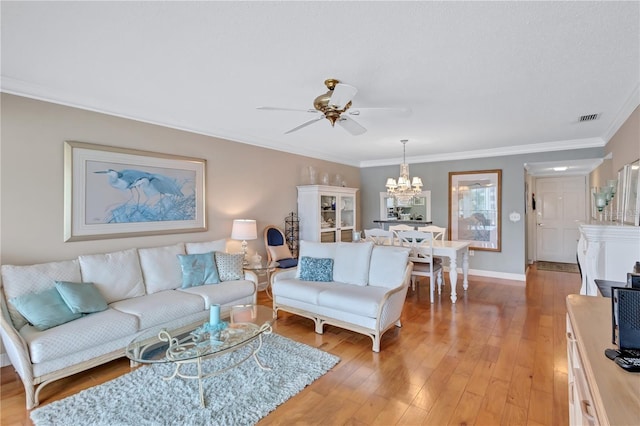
[86,160,196,224]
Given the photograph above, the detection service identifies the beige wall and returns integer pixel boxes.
[590,106,640,187]
[0,93,360,266]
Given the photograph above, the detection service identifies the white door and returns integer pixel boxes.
[535,176,586,263]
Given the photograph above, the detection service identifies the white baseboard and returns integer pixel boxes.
[1,353,11,368]
[443,266,527,283]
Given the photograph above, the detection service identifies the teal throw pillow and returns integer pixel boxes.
[178,253,220,288]
[55,281,108,314]
[214,252,244,281]
[299,256,334,282]
[10,288,82,331]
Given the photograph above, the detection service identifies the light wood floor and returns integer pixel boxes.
[1,265,580,425]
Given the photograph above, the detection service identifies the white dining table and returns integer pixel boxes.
[431,240,471,303]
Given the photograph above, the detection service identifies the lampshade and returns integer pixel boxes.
[231,219,257,241]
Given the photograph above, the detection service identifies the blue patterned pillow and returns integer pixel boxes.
[214,252,244,281]
[299,257,334,282]
[177,253,220,288]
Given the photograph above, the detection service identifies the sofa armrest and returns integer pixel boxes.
[376,261,413,330]
[0,290,33,383]
[272,267,297,283]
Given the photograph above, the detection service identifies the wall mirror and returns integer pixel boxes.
[623,159,640,225]
[379,191,431,222]
[449,170,502,251]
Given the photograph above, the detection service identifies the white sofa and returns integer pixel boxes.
[0,239,257,409]
[272,241,412,352]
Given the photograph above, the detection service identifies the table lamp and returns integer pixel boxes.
[231,219,257,265]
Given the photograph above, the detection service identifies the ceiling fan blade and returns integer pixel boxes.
[348,107,412,117]
[337,116,367,136]
[284,115,324,134]
[257,106,318,113]
[329,83,358,109]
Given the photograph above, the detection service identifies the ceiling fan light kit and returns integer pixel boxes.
[258,78,406,136]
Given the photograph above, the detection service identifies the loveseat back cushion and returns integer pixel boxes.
[79,248,145,303]
[295,241,337,279]
[1,259,81,329]
[368,246,410,288]
[333,242,374,286]
[138,243,186,293]
[185,239,228,255]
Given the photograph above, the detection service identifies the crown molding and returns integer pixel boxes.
[602,83,640,143]
[359,137,606,168]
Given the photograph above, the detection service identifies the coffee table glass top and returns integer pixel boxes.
[126,304,276,364]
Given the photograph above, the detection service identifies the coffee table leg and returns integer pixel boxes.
[252,333,272,371]
[197,357,205,408]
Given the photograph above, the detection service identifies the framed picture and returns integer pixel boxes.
[64,141,207,241]
[449,169,502,252]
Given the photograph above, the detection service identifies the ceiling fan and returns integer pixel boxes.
[257,78,410,136]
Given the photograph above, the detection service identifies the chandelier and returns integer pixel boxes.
[385,139,423,203]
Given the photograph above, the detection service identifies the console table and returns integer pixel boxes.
[566,295,639,425]
[577,222,640,295]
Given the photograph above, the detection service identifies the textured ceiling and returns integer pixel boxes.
[2,1,638,167]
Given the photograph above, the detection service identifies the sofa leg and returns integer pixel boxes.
[314,318,324,334]
[395,320,402,327]
[24,382,37,410]
[372,335,381,352]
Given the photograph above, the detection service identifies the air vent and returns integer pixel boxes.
[579,113,599,122]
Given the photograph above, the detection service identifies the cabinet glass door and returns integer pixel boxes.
[340,194,355,229]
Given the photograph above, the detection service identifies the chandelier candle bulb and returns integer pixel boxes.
[209,304,221,326]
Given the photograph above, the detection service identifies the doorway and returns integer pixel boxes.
[534,176,587,263]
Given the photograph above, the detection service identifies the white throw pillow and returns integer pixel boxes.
[368,246,410,288]
[1,259,81,329]
[333,242,374,286]
[138,243,185,294]
[295,241,337,279]
[185,239,228,254]
[79,248,145,303]
[267,244,293,261]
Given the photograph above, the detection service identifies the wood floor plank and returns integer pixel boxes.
[0,265,580,426]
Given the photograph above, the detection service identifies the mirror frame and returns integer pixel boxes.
[449,169,502,252]
[379,191,431,222]
[622,159,640,225]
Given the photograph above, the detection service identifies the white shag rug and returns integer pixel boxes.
[31,333,339,426]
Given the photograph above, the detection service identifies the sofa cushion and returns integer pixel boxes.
[299,257,334,282]
[178,280,255,308]
[20,308,138,363]
[317,284,391,318]
[295,241,337,279]
[1,259,81,329]
[185,239,227,255]
[333,242,374,286]
[177,252,220,287]
[109,290,204,329]
[138,243,185,294]
[368,246,410,288]
[55,281,108,314]
[272,279,339,305]
[10,288,82,331]
[214,252,244,281]
[79,248,145,304]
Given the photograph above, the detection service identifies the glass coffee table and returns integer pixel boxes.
[125,304,276,408]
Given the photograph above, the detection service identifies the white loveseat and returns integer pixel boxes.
[0,239,257,409]
[272,241,412,352]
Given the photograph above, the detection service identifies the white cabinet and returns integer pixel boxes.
[297,185,358,243]
[577,222,640,295]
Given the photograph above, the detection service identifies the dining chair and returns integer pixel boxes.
[417,225,446,295]
[388,224,415,232]
[394,230,443,303]
[363,228,394,245]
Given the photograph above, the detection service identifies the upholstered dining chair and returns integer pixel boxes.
[395,230,443,303]
[363,228,394,245]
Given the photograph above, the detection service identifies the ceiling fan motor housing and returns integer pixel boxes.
[313,79,352,126]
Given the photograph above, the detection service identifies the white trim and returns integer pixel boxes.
[603,84,640,143]
[360,137,606,168]
[1,353,11,368]
[443,266,526,283]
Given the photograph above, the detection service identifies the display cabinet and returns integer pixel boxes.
[297,185,358,243]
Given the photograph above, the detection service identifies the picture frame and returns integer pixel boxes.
[449,169,502,251]
[64,141,207,241]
